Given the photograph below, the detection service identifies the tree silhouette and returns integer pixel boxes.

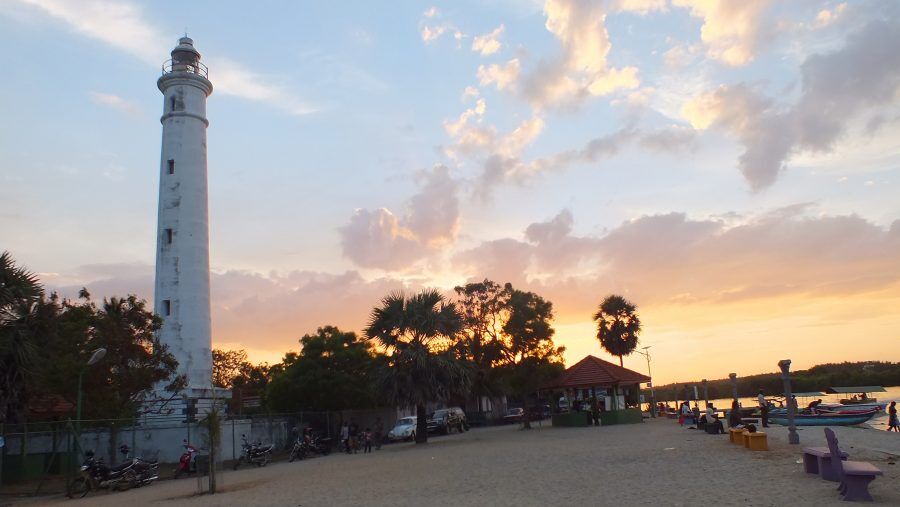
[593,295,641,367]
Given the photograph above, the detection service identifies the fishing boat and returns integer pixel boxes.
[770,407,879,426]
[818,402,887,413]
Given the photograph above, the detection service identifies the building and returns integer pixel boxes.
[153,37,214,398]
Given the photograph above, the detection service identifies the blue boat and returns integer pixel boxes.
[770,409,878,426]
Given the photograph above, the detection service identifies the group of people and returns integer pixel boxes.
[339,418,384,454]
[676,400,726,434]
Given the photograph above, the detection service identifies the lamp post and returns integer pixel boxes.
[76,348,107,434]
[778,359,799,444]
[635,346,655,417]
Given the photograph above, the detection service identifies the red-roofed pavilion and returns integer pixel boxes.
[543,355,650,425]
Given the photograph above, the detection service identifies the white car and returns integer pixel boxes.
[387,416,417,442]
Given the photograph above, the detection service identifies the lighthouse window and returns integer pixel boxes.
[170,96,176,111]
[165,228,173,244]
[162,299,171,316]
[167,159,175,174]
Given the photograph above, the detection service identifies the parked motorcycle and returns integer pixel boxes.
[68,446,158,498]
[233,434,273,470]
[173,441,201,479]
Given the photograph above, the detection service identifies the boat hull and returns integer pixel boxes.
[770,410,877,426]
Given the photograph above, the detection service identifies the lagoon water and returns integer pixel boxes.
[658,385,900,432]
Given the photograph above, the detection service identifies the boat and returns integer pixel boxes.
[770,408,879,426]
[824,386,887,406]
[818,402,886,413]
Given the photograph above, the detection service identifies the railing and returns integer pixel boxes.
[161,59,209,78]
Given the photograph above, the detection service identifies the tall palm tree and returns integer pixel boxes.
[365,289,470,444]
[0,251,43,423]
[593,294,641,367]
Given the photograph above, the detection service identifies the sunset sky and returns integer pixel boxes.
[1,0,898,385]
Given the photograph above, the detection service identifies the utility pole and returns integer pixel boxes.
[635,346,655,417]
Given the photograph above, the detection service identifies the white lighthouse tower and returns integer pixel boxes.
[154,37,214,397]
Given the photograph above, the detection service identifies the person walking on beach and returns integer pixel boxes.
[758,389,769,428]
[888,401,898,432]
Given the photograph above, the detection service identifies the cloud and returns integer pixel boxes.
[672,0,773,66]
[89,92,141,117]
[683,14,900,190]
[14,0,316,115]
[813,3,847,29]
[47,264,416,363]
[472,24,505,56]
[338,165,461,270]
[419,7,464,45]
[475,124,696,194]
[477,59,521,91]
[454,205,900,309]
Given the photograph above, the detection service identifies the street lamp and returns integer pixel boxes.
[76,347,107,433]
[635,346,655,418]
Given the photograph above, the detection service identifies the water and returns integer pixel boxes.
[660,386,900,432]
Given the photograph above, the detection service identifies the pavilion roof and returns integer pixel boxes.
[545,355,650,389]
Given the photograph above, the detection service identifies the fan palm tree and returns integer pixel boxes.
[0,251,43,423]
[365,289,470,444]
[593,294,641,367]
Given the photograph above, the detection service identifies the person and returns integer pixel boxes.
[374,417,384,450]
[758,389,768,428]
[728,400,743,429]
[807,399,823,414]
[705,406,725,434]
[348,420,359,454]
[860,392,869,401]
[888,401,898,432]
[363,428,373,453]
[340,422,350,453]
[680,400,694,427]
[590,396,600,426]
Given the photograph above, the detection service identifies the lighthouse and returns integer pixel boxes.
[153,37,213,396]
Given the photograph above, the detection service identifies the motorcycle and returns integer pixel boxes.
[68,445,158,498]
[173,441,201,479]
[233,434,273,470]
[288,430,331,462]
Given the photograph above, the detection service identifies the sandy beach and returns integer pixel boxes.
[19,418,897,507]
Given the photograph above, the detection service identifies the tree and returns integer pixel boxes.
[365,290,470,444]
[593,294,641,367]
[453,280,509,408]
[212,349,250,388]
[266,326,377,413]
[500,288,565,429]
[0,251,43,423]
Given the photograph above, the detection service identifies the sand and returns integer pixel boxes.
[24,418,900,506]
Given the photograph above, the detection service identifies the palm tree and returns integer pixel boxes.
[0,251,43,423]
[593,294,641,367]
[365,289,470,444]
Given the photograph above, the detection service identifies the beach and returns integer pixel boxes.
[24,417,899,507]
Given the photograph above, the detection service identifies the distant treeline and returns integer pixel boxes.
[650,361,900,401]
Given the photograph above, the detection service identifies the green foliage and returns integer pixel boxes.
[0,251,43,423]
[593,294,641,366]
[453,280,509,399]
[499,288,565,428]
[1,252,182,422]
[365,289,471,443]
[265,326,377,412]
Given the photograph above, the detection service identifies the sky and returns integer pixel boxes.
[1,0,899,385]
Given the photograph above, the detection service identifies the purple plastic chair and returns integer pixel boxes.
[824,428,883,502]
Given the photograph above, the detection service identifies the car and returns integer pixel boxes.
[427,407,468,434]
[387,416,418,442]
[503,408,524,424]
